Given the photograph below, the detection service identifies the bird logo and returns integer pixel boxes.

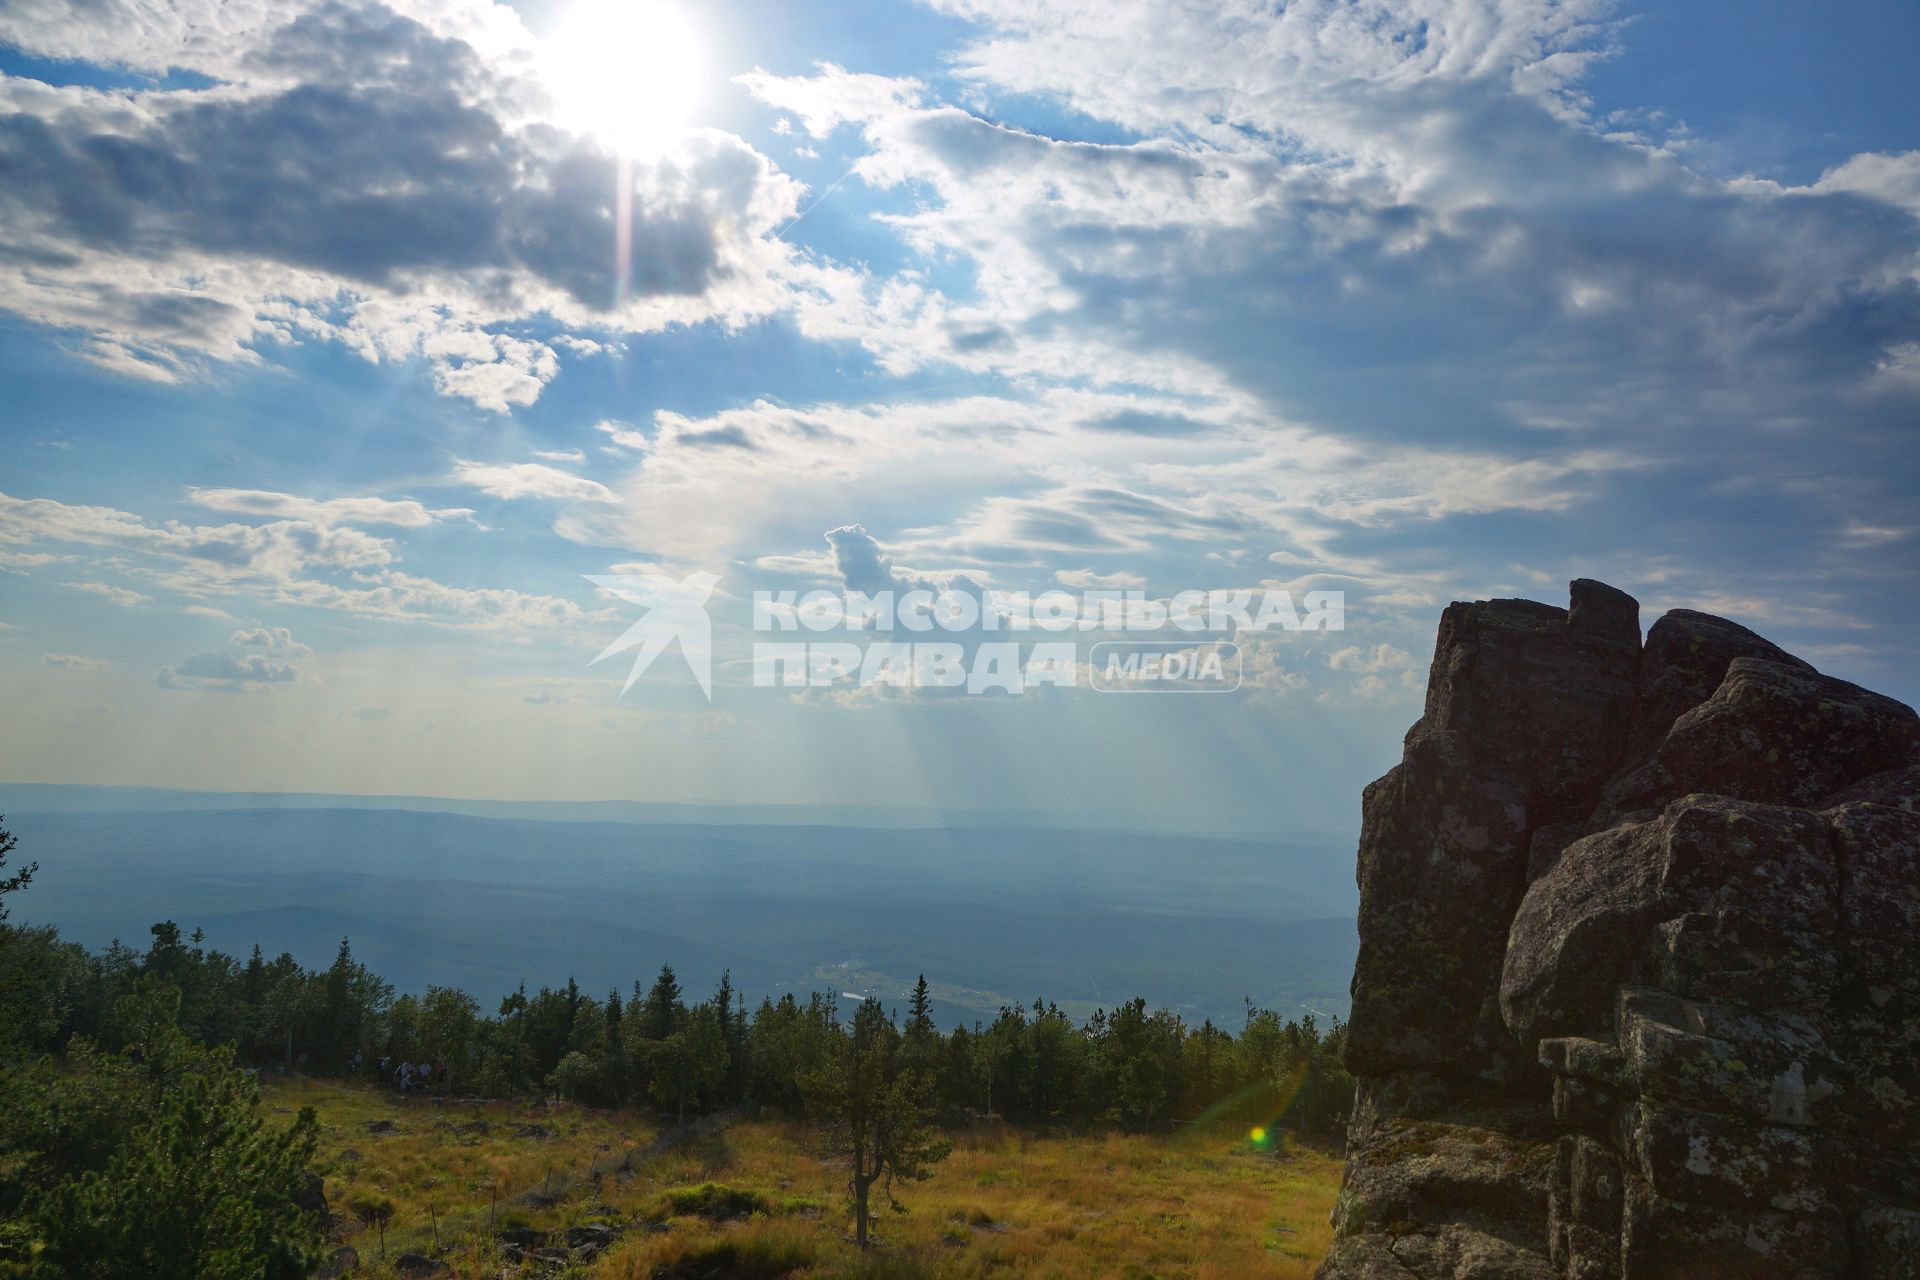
[585,572,721,700]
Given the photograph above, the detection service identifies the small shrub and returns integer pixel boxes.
[659,1182,772,1222]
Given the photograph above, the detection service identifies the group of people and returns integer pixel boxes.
[369,1054,450,1092]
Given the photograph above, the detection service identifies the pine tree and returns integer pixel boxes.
[804,998,951,1247]
[31,1030,323,1280]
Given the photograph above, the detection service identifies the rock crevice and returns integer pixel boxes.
[1321,581,1920,1280]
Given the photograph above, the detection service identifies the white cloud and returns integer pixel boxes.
[453,460,619,504]
[43,653,109,670]
[1056,568,1147,589]
[1809,150,1920,217]
[187,488,471,527]
[64,580,153,607]
[0,548,58,572]
[5,491,395,589]
[5,489,607,635]
[0,1,806,410]
[275,570,608,632]
[1328,643,1416,673]
[595,420,651,450]
[157,650,301,692]
[737,63,924,138]
[231,625,315,657]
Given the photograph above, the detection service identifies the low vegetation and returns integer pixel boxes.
[251,1076,1341,1278]
[0,819,1346,1276]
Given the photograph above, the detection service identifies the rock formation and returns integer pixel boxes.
[1320,581,1920,1279]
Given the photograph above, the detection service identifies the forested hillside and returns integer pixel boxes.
[0,820,1350,1277]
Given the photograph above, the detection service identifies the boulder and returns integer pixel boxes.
[1502,796,1838,1044]
[1602,657,1920,819]
[1322,580,1920,1280]
[1625,609,1812,759]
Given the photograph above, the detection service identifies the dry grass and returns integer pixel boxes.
[264,1079,1339,1279]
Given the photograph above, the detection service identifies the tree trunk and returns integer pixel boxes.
[854,1175,871,1247]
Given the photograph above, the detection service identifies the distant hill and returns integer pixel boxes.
[0,789,1359,1028]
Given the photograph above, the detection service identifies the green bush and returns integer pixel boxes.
[659,1182,772,1221]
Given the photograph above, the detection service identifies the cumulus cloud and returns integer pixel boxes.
[231,625,315,656]
[824,523,899,597]
[0,0,805,409]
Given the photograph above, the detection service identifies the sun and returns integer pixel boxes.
[540,0,705,158]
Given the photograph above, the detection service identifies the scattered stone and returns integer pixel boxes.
[391,1255,450,1279]
[565,1223,616,1250]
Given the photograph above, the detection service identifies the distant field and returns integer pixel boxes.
[267,1078,1342,1278]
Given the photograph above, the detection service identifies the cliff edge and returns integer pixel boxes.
[1320,580,1920,1279]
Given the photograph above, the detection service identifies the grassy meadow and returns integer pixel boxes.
[264,1079,1341,1279]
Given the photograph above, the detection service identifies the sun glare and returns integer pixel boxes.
[541,0,704,158]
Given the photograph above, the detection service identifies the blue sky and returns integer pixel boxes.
[1,0,1915,835]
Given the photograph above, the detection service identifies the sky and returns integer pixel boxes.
[0,0,1916,836]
